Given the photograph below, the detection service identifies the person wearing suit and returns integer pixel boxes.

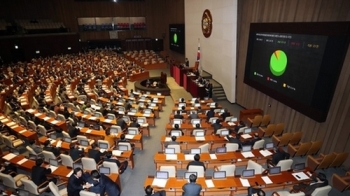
[88,143,103,163]
[103,151,128,174]
[165,136,179,148]
[43,140,61,156]
[129,118,141,128]
[31,159,57,187]
[116,114,127,130]
[267,147,290,166]
[169,124,184,136]
[248,187,266,196]
[69,143,84,162]
[244,133,261,146]
[182,174,202,196]
[226,134,243,149]
[212,119,222,134]
[185,58,189,67]
[91,170,121,196]
[145,185,166,196]
[292,172,328,195]
[206,108,215,122]
[117,133,135,148]
[186,154,206,171]
[67,168,91,196]
[174,111,184,119]
[220,109,231,120]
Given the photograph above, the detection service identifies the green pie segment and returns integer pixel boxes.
[173,33,178,43]
[270,50,287,76]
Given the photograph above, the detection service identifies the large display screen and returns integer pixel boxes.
[244,22,350,122]
[169,24,185,54]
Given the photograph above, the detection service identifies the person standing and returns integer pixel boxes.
[90,170,121,196]
[67,167,91,196]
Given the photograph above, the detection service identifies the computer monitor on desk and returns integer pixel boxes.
[242,145,252,152]
[242,169,255,178]
[170,131,181,137]
[179,103,186,108]
[118,145,128,151]
[230,117,238,122]
[195,130,205,137]
[79,140,89,147]
[244,128,252,134]
[216,147,227,154]
[73,163,83,170]
[156,171,169,179]
[220,129,229,136]
[99,143,108,149]
[128,129,137,135]
[194,103,200,107]
[190,148,201,154]
[213,171,226,179]
[173,119,182,125]
[269,166,282,176]
[63,137,71,143]
[265,142,274,150]
[293,163,305,172]
[184,172,197,179]
[99,167,111,175]
[50,134,57,140]
[192,119,201,125]
[49,159,58,167]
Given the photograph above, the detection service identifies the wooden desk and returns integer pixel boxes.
[144,170,313,195]
[129,71,150,82]
[153,150,274,169]
[169,113,221,123]
[0,114,38,142]
[174,99,214,106]
[160,135,227,152]
[165,122,236,136]
[26,109,67,131]
[37,137,135,169]
[172,105,222,113]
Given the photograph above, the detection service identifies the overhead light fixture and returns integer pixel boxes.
[14,45,18,49]
[67,47,72,50]
[35,50,40,54]
[155,38,158,41]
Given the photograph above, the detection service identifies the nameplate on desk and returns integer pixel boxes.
[0,118,9,123]
[205,179,215,188]
[17,158,28,165]
[142,123,149,127]
[241,134,252,139]
[34,113,42,117]
[0,116,5,120]
[127,112,136,116]
[85,129,92,133]
[19,130,27,134]
[112,150,123,156]
[11,125,18,129]
[185,154,195,160]
[261,176,273,184]
[210,154,217,160]
[259,150,273,157]
[51,120,59,124]
[66,170,74,177]
[43,117,50,121]
[89,117,97,120]
[125,135,134,139]
[3,153,17,161]
[152,178,167,188]
[164,137,172,142]
[292,172,310,181]
[241,152,255,158]
[195,137,205,141]
[21,102,28,105]
[143,114,151,117]
[6,122,16,127]
[166,154,178,160]
[82,115,88,118]
[27,109,35,113]
[240,178,250,187]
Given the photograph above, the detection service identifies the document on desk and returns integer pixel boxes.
[142,123,149,127]
[241,152,255,158]
[44,117,50,121]
[27,109,35,113]
[3,153,17,161]
[17,158,28,165]
[164,137,171,142]
[205,179,215,188]
[127,112,136,116]
[259,150,273,157]
[0,118,9,123]
[34,113,42,117]
[143,114,151,117]
[11,125,18,129]
[99,149,106,153]
[66,170,73,177]
[185,154,195,160]
[152,178,168,188]
[166,154,178,160]
[241,134,252,139]
[49,166,58,172]
[104,119,112,123]
[240,178,251,187]
[6,122,16,127]
[56,141,63,148]
[195,137,205,141]
[0,116,5,120]
[112,150,123,156]
[261,176,273,184]
[227,122,236,126]
[89,117,97,120]
[50,139,56,144]
[51,120,59,124]
[19,130,27,134]
[292,172,310,181]
[85,129,92,133]
[210,154,217,159]
[125,134,134,139]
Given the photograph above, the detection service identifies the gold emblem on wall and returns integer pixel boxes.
[202,9,212,38]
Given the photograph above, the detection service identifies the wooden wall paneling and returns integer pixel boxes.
[237,0,350,168]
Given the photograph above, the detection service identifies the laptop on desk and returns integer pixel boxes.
[63,137,72,143]
[244,128,252,134]
[195,130,205,137]
[213,171,226,179]
[128,129,137,135]
[99,167,111,175]
[155,171,169,179]
[164,148,175,154]
[265,142,274,150]
[77,121,85,128]
[190,148,201,155]
[268,166,282,176]
[73,163,83,170]
[184,172,197,179]
[220,129,229,136]
[79,140,89,148]
[99,143,108,150]
[170,131,181,137]
[242,145,252,152]
[216,147,227,154]
[241,169,255,178]
[293,163,305,172]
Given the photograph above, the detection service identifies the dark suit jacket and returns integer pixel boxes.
[99,174,121,196]
[189,113,199,119]
[226,136,243,148]
[117,119,127,130]
[103,157,121,167]
[212,123,222,133]
[206,111,215,121]
[67,175,84,196]
[186,161,206,171]
[182,182,202,196]
[70,148,83,161]
[129,122,140,128]
[272,150,289,165]
[88,149,103,163]
[220,112,230,120]
[304,180,328,196]
[174,114,184,119]
[31,166,51,186]
[146,190,166,196]
[43,146,60,157]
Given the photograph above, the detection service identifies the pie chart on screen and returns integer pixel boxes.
[270,50,287,76]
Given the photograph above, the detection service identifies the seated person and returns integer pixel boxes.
[174,110,184,119]
[182,174,202,196]
[88,143,103,163]
[169,124,184,136]
[235,121,246,133]
[292,172,328,195]
[104,128,117,147]
[267,147,290,167]
[206,108,215,122]
[129,118,141,128]
[116,113,127,130]
[188,111,199,119]
[31,159,57,187]
[103,151,128,174]
[186,154,206,171]
[67,121,79,138]
[29,140,43,154]
[220,108,231,120]
[90,170,121,196]
[165,136,179,148]
[226,134,243,149]
[212,119,222,134]
[145,185,166,196]
[117,134,135,148]
[244,133,261,146]
[43,140,61,156]
[180,98,185,103]
[248,187,266,196]
[181,106,187,114]
[0,161,17,177]
[94,119,106,130]
[69,143,84,162]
